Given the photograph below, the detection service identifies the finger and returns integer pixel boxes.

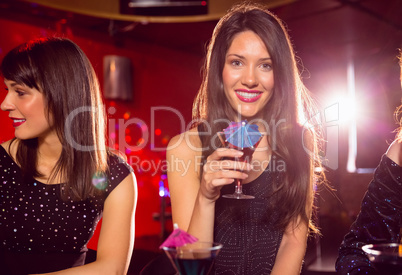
[204,169,248,183]
[203,159,222,173]
[218,169,249,180]
[204,159,252,173]
[209,177,236,187]
[207,148,243,161]
[219,160,253,171]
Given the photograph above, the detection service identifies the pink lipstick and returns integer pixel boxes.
[10,117,26,128]
[235,89,262,103]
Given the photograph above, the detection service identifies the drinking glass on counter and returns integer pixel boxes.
[162,242,222,275]
[362,243,402,275]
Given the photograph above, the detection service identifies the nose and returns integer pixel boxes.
[1,92,14,112]
[241,66,258,88]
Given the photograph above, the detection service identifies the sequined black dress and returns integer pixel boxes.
[0,145,133,275]
[212,156,285,275]
[336,154,402,275]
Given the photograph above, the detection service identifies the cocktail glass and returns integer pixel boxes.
[362,243,402,275]
[217,131,263,199]
[162,242,222,275]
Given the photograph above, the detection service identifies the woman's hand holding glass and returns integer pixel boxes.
[200,148,252,201]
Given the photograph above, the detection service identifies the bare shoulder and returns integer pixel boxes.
[0,139,18,158]
[166,128,203,178]
[167,127,202,158]
[386,139,402,166]
[1,139,12,150]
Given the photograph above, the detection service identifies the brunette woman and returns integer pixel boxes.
[167,3,323,274]
[0,37,137,275]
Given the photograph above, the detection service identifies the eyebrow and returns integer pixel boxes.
[4,80,16,86]
[226,53,272,61]
[6,81,23,88]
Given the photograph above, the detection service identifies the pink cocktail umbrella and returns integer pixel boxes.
[159,224,198,248]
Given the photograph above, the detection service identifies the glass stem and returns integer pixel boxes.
[234,179,242,194]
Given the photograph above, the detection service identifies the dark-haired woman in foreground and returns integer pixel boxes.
[167,3,324,274]
[0,37,137,274]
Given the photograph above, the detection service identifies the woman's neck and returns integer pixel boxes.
[37,133,63,161]
[36,133,64,184]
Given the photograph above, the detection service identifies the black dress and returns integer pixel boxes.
[336,154,402,275]
[213,155,285,274]
[0,145,133,275]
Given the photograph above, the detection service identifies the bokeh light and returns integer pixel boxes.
[162,137,169,145]
[123,112,131,120]
[137,138,145,146]
[92,172,108,190]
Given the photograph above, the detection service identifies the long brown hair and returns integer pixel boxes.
[193,3,324,232]
[1,37,108,201]
[394,51,402,139]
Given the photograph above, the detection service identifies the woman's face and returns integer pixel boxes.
[222,30,274,121]
[1,79,54,140]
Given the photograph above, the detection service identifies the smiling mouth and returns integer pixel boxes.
[11,118,26,127]
[235,90,262,102]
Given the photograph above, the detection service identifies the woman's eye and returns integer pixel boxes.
[261,63,272,70]
[15,90,25,96]
[231,60,242,66]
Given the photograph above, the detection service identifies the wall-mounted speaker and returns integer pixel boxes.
[103,55,133,101]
